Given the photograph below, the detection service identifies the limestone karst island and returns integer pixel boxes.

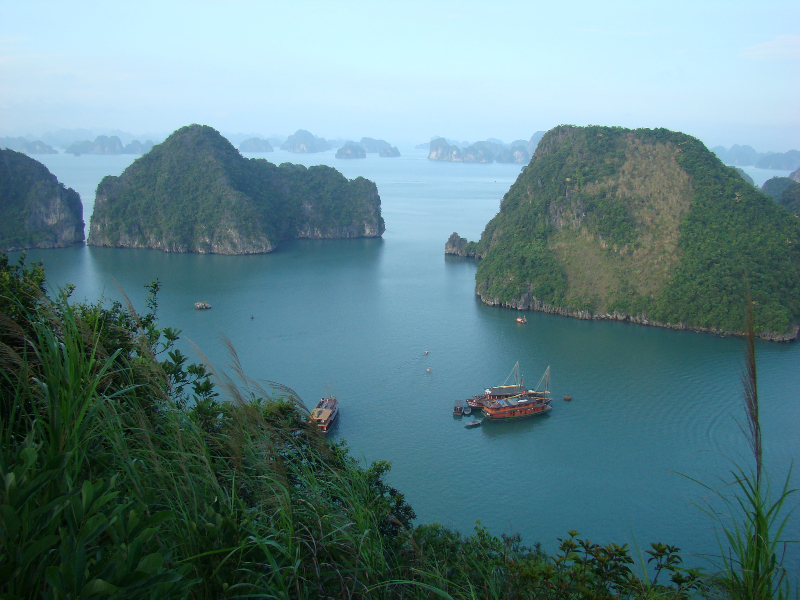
[446,125,800,341]
[88,125,385,254]
[0,148,84,251]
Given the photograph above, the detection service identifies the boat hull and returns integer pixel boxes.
[482,404,552,422]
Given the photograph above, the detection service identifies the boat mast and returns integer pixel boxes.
[501,361,522,387]
[533,366,550,394]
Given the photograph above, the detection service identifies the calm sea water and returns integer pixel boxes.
[16,149,800,571]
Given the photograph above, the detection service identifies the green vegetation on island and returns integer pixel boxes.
[733,167,755,186]
[0,149,84,250]
[447,125,800,340]
[777,182,800,216]
[88,124,385,254]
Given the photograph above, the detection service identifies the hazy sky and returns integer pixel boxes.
[1,0,798,150]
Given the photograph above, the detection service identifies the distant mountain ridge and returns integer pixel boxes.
[446,125,800,341]
[88,124,384,254]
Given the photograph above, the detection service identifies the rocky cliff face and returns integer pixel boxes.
[0,149,84,250]
[88,125,384,254]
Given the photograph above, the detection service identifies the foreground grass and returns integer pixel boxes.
[0,253,791,599]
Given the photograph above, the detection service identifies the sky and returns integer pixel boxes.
[1,0,798,151]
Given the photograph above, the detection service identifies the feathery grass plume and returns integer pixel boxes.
[684,294,795,600]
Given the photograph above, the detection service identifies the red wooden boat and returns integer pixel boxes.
[479,363,553,422]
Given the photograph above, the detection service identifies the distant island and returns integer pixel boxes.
[239,138,274,153]
[88,125,385,254]
[280,130,332,153]
[0,137,58,154]
[712,144,800,171]
[428,138,529,164]
[427,132,545,164]
[358,137,400,156]
[333,138,400,158]
[446,125,800,341]
[379,145,400,157]
[65,135,154,155]
[0,149,84,250]
[336,142,366,159]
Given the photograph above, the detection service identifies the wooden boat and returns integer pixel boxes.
[465,419,482,428]
[464,362,548,413]
[310,395,339,433]
[453,403,463,416]
[463,405,472,415]
[516,315,527,323]
[481,364,553,423]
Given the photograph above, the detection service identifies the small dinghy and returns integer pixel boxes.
[465,419,483,428]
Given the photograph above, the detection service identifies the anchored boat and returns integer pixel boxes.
[482,364,552,422]
[310,394,339,433]
[462,362,553,423]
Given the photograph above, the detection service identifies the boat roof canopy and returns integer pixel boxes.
[311,408,333,420]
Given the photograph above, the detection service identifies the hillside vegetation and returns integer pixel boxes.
[450,126,800,340]
[89,125,384,254]
[1,254,716,599]
[0,149,84,250]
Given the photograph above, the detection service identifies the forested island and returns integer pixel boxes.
[427,132,545,164]
[712,144,800,171]
[336,142,366,159]
[65,135,155,155]
[88,124,385,254]
[0,149,84,250]
[446,125,800,341]
[280,129,332,153]
[238,137,274,152]
[0,137,57,154]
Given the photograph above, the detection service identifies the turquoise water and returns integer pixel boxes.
[16,149,800,570]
